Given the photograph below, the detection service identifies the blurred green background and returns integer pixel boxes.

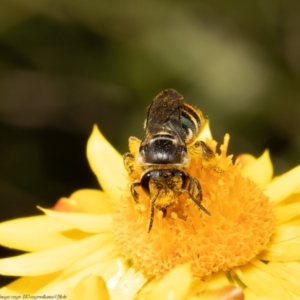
[0,0,300,286]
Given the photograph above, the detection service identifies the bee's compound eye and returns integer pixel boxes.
[141,171,152,194]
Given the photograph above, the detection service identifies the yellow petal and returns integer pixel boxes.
[199,122,213,141]
[87,125,127,202]
[243,288,261,300]
[250,260,300,296]
[39,207,112,233]
[110,267,149,300]
[73,275,110,300]
[54,189,114,214]
[269,226,300,244]
[283,262,300,279]
[236,264,293,299]
[65,257,128,294]
[256,261,300,296]
[243,287,286,300]
[0,272,61,295]
[59,245,120,280]
[275,194,300,224]
[0,233,112,276]
[70,189,114,214]
[265,165,300,203]
[259,240,300,261]
[240,150,273,187]
[287,219,300,226]
[0,215,79,252]
[237,153,256,168]
[205,272,231,290]
[106,258,130,290]
[40,258,129,297]
[186,273,243,300]
[148,264,191,300]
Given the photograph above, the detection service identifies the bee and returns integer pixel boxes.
[124,89,215,232]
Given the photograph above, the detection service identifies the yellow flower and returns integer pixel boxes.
[0,125,299,299]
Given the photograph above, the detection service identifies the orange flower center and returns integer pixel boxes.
[113,135,275,278]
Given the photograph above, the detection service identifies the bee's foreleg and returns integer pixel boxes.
[128,136,141,157]
[148,191,160,233]
[123,152,140,181]
[181,188,210,216]
[131,182,142,203]
[181,175,210,216]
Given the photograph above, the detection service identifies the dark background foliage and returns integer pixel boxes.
[0,0,300,286]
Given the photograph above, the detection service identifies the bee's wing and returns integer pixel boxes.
[144,89,184,136]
